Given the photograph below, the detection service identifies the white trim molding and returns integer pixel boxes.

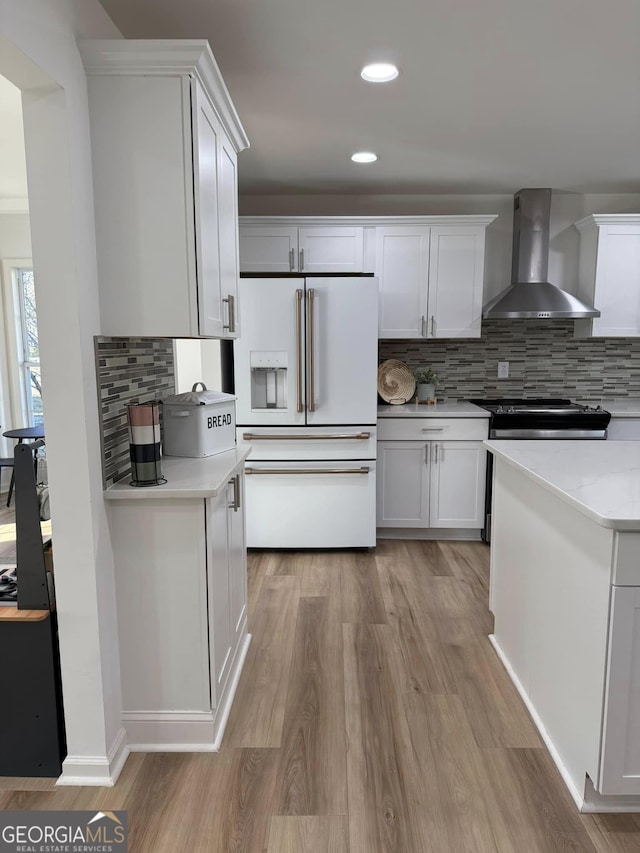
[124,632,251,752]
[57,727,129,788]
[78,40,249,152]
[240,214,499,228]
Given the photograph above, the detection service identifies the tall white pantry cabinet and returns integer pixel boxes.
[80,40,250,339]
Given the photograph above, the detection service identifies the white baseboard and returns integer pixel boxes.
[213,630,251,751]
[377,528,483,541]
[57,726,129,787]
[123,711,216,749]
[125,631,252,752]
[489,634,640,814]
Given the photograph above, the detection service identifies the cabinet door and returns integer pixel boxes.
[377,441,429,527]
[207,489,232,706]
[218,132,241,338]
[427,225,485,338]
[593,225,640,337]
[192,82,224,337]
[239,226,299,272]
[598,585,640,795]
[298,227,364,273]
[375,226,430,338]
[228,473,248,643]
[430,441,486,528]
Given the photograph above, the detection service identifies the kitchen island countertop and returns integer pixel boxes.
[378,402,489,418]
[104,447,251,500]
[485,439,640,530]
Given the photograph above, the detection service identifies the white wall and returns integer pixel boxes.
[174,339,222,393]
[0,0,126,784]
[240,191,640,302]
[0,212,31,256]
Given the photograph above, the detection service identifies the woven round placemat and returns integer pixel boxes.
[377,359,416,404]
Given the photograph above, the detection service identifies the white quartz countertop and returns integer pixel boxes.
[485,439,640,530]
[378,402,489,418]
[104,447,251,500]
[597,401,640,418]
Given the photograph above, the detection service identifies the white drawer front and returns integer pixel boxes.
[377,418,488,441]
[237,426,376,460]
[244,460,376,548]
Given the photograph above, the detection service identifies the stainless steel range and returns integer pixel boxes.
[471,397,611,541]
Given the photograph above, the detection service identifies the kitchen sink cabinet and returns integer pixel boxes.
[239,222,365,273]
[106,457,249,750]
[80,40,249,339]
[377,417,488,535]
[575,214,640,338]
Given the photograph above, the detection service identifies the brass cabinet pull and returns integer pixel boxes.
[307,288,315,412]
[242,432,371,441]
[246,466,370,476]
[295,289,303,413]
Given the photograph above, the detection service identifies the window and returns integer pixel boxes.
[16,268,42,426]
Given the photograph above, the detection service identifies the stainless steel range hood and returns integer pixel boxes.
[482,188,600,319]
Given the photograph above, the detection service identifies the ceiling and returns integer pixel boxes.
[0,74,28,205]
[99,0,640,197]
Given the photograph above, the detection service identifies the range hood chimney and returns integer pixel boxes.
[482,188,600,319]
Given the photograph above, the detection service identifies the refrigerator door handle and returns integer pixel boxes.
[246,466,370,476]
[307,288,316,412]
[295,288,304,413]
[242,432,371,441]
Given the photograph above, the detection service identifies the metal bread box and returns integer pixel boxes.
[162,383,236,458]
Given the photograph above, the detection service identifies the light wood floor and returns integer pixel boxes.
[2,540,640,852]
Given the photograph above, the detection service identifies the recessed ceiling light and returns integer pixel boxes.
[351,151,378,163]
[360,63,399,83]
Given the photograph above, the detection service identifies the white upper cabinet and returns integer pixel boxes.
[239,221,364,273]
[575,215,640,338]
[427,225,487,338]
[239,226,299,273]
[239,216,496,339]
[80,40,249,339]
[376,219,494,339]
[376,226,430,338]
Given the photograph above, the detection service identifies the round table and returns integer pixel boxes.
[3,426,45,507]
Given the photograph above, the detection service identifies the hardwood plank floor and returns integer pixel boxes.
[3,539,640,852]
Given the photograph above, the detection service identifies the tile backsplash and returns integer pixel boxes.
[95,337,176,487]
[380,320,640,401]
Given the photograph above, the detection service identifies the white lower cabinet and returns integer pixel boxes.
[109,471,248,749]
[377,442,430,527]
[430,441,486,528]
[599,585,640,795]
[377,418,487,534]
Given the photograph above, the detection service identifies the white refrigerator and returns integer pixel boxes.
[234,276,378,548]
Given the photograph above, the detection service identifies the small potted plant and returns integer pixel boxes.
[414,366,439,403]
